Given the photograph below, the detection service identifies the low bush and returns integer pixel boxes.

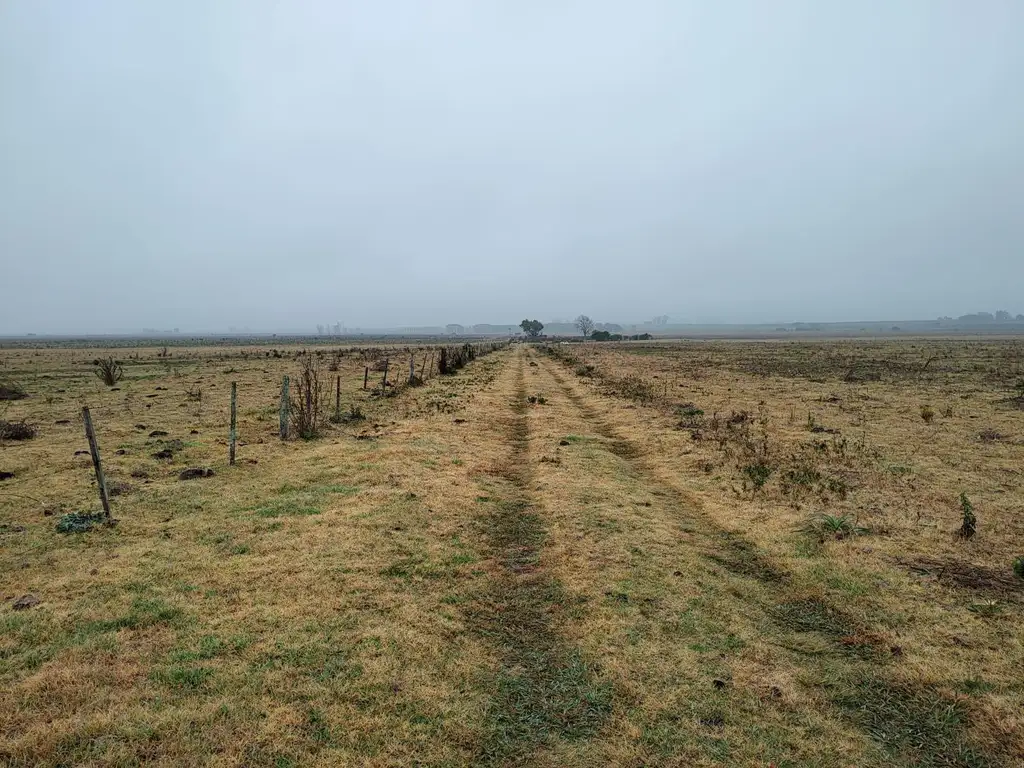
[0,420,35,440]
[0,381,27,401]
[94,357,124,386]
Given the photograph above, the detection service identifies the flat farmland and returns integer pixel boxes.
[1,338,1022,766]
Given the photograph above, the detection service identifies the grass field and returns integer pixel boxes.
[2,338,1022,766]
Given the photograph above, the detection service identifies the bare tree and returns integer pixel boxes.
[575,314,595,338]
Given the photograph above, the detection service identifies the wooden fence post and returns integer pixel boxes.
[81,407,111,519]
[409,354,415,384]
[363,367,369,390]
[381,358,389,392]
[335,375,341,420]
[229,381,237,465]
[279,375,290,439]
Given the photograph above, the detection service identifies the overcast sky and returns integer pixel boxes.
[2,1,1023,333]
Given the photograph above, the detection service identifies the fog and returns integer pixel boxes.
[2,1,1023,334]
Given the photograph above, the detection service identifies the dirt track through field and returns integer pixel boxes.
[467,350,609,764]
[531,349,787,585]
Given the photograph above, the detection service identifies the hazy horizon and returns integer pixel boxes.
[3,1,1023,335]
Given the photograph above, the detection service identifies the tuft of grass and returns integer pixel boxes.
[769,598,856,638]
[800,513,867,542]
[151,665,214,690]
[55,511,108,533]
[920,404,935,423]
[1013,556,1024,581]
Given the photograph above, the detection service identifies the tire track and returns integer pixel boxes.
[468,349,610,765]
[534,350,785,583]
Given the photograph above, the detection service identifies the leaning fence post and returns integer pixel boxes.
[229,381,237,465]
[81,407,111,520]
[279,375,290,439]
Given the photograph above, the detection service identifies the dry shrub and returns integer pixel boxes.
[0,381,27,401]
[94,357,124,386]
[0,420,36,440]
[290,352,327,439]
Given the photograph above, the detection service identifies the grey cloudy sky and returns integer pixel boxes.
[2,1,1023,333]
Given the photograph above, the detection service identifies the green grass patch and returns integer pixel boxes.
[830,674,991,767]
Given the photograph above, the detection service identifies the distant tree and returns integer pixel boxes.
[1017,314,1024,322]
[574,315,595,338]
[958,312,995,323]
[316,324,324,335]
[520,319,544,338]
[996,310,1012,321]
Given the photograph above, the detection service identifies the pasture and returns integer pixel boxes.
[1,337,1022,766]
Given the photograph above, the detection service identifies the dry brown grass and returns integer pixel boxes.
[2,337,1022,766]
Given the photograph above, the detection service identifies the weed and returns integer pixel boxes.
[742,462,773,490]
[956,493,976,540]
[978,428,1004,443]
[1012,556,1024,581]
[574,363,595,377]
[920,404,935,424]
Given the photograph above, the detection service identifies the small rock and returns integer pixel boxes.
[179,467,214,480]
[74,450,88,456]
[134,424,147,430]
[152,449,174,460]
[12,594,40,610]
[190,429,199,435]
[559,439,570,446]
[54,419,70,425]
[115,449,126,455]
[148,430,169,437]
[454,418,466,424]
[0,471,14,481]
